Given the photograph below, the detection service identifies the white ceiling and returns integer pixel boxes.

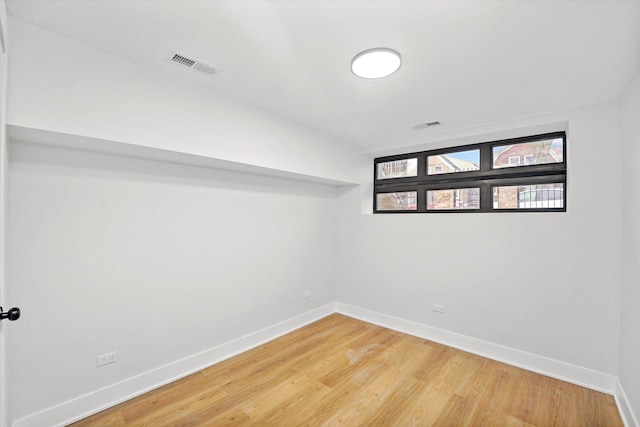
[6,0,640,149]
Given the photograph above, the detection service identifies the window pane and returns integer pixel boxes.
[376,192,418,211]
[428,150,480,175]
[427,188,480,210]
[493,138,563,169]
[377,158,418,180]
[493,183,564,209]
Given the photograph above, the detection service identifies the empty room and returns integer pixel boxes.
[0,0,639,426]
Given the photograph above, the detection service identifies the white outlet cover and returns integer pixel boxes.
[96,351,117,367]
[432,304,445,313]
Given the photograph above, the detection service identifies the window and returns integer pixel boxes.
[427,188,480,210]
[377,158,418,180]
[493,183,564,209]
[493,137,564,169]
[427,149,480,175]
[373,132,566,213]
[508,156,521,166]
[376,191,417,211]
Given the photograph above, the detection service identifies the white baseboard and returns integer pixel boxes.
[616,379,639,427]
[335,302,617,395]
[12,303,336,427]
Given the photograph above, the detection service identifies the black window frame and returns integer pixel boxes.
[373,131,567,213]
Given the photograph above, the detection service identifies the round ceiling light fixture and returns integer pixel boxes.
[351,48,402,79]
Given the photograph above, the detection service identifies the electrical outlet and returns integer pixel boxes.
[96,351,117,367]
[432,304,445,314]
[303,291,311,299]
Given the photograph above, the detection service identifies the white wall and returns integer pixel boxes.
[620,70,640,424]
[0,0,10,425]
[6,16,362,185]
[336,103,622,379]
[7,140,338,422]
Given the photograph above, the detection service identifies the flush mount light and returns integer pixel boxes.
[351,48,402,79]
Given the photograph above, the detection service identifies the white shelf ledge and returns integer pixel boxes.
[7,125,359,187]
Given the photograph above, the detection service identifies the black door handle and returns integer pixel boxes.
[0,307,20,321]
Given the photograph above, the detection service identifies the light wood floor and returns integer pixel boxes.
[71,314,622,426]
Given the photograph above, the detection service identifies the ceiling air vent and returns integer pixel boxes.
[411,121,441,130]
[169,52,219,76]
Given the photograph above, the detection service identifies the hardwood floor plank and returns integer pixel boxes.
[292,323,394,378]
[432,394,478,427]
[325,336,450,425]
[196,407,251,427]
[120,372,215,422]
[256,377,333,425]
[504,370,555,426]
[72,411,126,426]
[385,354,482,427]
[317,364,414,426]
[70,314,624,427]
[299,362,390,426]
[357,375,427,426]
[501,413,538,427]
[124,385,227,426]
[239,372,329,419]
[466,366,520,426]
[316,329,397,388]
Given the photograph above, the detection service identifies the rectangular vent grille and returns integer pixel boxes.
[171,53,196,67]
[411,121,441,130]
[169,52,219,76]
[192,62,217,75]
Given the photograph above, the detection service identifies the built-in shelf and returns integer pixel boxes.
[7,125,359,187]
